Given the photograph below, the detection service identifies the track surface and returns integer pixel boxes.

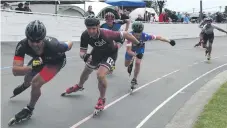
[1,36,227,128]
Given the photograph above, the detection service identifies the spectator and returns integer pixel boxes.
[114,6,121,19]
[171,11,178,22]
[23,2,32,12]
[84,5,95,17]
[15,3,24,12]
[216,12,224,23]
[183,13,190,23]
[144,11,149,21]
[2,2,13,10]
[150,13,156,22]
[135,14,144,21]
[159,12,164,22]
[121,9,129,20]
[176,12,182,22]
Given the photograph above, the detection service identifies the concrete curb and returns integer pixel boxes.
[164,70,227,128]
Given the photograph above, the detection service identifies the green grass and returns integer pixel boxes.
[193,82,227,128]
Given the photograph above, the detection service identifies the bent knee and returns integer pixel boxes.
[31,80,42,89]
[135,61,141,66]
[97,71,106,81]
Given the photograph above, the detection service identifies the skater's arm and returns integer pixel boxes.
[155,36,176,46]
[48,37,73,52]
[155,36,170,43]
[122,31,140,45]
[80,32,90,61]
[213,25,227,34]
[106,30,140,45]
[12,42,32,76]
[12,59,32,76]
[126,41,136,56]
[123,19,130,31]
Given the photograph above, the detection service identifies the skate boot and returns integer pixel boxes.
[61,84,84,96]
[93,98,106,116]
[194,42,201,47]
[207,54,211,60]
[10,83,29,99]
[205,48,209,56]
[127,59,134,76]
[130,78,138,94]
[8,106,33,126]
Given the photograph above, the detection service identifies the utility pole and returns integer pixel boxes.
[199,0,203,22]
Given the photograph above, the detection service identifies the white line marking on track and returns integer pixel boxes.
[69,70,179,128]
[69,55,227,128]
[135,63,227,128]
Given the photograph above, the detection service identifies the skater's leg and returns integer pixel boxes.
[97,65,109,99]
[78,65,93,87]
[28,64,61,108]
[207,34,214,57]
[125,59,132,67]
[133,58,142,80]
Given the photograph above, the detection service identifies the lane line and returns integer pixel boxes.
[69,55,227,128]
[135,63,227,128]
[69,70,180,128]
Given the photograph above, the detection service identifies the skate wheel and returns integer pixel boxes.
[61,92,66,96]
[10,95,16,99]
[93,109,102,117]
[129,89,133,95]
[8,118,16,126]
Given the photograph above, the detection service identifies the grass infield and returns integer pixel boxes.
[193,82,227,128]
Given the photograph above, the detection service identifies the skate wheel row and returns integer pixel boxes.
[8,116,31,126]
[93,109,103,117]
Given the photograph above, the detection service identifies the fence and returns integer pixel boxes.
[1,9,227,42]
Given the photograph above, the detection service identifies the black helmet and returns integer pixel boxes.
[105,12,115,19]
[205,17,213,22]
[25,20,46,41]
[84,15,100,27]
[132,21,144,33]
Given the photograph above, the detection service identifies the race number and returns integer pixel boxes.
[106,57,114,66]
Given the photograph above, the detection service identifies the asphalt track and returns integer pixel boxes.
[1,36,227,128]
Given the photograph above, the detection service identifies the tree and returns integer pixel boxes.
[224,6,227,14]
[145,1,152,7]
[157,0,166,15]
[145,0,159,14]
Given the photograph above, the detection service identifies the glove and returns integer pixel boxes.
[136,42,145,47]
[83,53,91,62]
[32,57,43,67]
[28,57,44,72]
[169,40,176,46]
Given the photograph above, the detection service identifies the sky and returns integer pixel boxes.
[91,0,227,13]
[165,0,227,12]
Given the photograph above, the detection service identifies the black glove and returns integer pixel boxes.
[28,57,44,72]
[169,40,176,46]
[83,53,91,62]
[136,42,145,47]
[32,57,43,67]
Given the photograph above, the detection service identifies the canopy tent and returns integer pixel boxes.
[129,8,159,21]
[105,0,145,7]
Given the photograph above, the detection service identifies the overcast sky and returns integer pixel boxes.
[92,0,226,12]
[165,0,227,12]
